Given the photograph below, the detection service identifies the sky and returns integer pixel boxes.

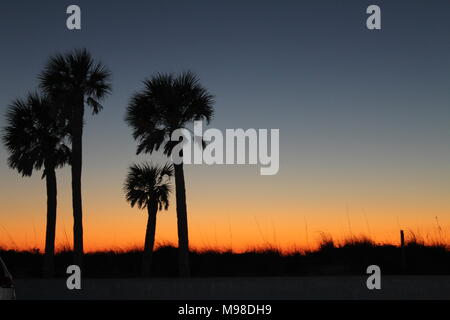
[0,0,449,252]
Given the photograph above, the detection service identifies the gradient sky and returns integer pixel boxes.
[0,0,449,252]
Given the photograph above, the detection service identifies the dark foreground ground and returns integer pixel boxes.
[5,240,450,300]
[14,276,450,300]
[2,239,450,278]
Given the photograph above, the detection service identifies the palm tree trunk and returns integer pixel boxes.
[174,164,190,277]
[142,203,157,277]
[43,166,57,278]
[71,98,84,267]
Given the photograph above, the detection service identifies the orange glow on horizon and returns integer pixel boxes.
[1,205,448,254]
[1,158,449,254]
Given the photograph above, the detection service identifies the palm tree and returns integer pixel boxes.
[2,93,70,277]
[39,49,112,267]
[125,71,214,277]
[124,162,173,277]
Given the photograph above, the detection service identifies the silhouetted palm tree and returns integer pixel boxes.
[125,71,214,277]
[2,93,70,277]
[124,162,173,277]
[39,49,112,267]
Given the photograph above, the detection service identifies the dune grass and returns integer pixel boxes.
[1,233,448,278]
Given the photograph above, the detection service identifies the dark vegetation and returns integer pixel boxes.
[2,236,448,278]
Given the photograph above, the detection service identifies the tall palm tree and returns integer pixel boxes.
[124,162,173,277]
[2,93,70,277]
[39,49,112,267]
[125,71,214,277]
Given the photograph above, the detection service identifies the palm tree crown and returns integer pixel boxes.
[2,93,70,176]
[124,162,173,210]
[125,71,214,156]
[39,48,112,118]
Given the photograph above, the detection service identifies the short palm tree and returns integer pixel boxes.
[125,71,214,277]
[124,162,173,277]
[39,49,112,267]
[2,93,70,277]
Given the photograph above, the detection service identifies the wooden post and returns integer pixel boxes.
[400,230,406,272]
